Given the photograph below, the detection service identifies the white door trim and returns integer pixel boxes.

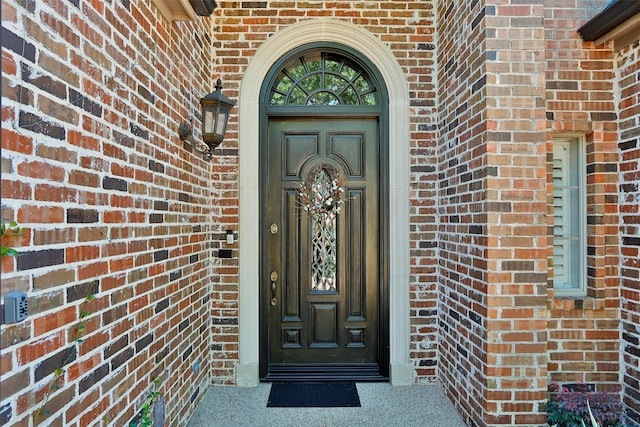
[237,18,412,386]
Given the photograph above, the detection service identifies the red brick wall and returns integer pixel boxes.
[545,0,622,405]
[483,1,549,424]
[1,0,215,425]
[438,0,549,424]
[436,0,490,423]
[618,39,640,426]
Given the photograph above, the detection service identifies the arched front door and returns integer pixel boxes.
[259,45,389,381]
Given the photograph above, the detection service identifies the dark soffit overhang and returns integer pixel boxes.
[578,0,640,41]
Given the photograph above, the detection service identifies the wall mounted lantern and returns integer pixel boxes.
[178,79,235,161]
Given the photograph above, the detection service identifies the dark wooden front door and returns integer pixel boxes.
[262,117,385,380]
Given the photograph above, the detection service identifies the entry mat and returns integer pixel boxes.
[267,382,361,407]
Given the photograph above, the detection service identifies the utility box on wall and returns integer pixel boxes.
[4,291,28,323]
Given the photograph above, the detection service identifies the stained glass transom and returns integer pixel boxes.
[269,51,378,106]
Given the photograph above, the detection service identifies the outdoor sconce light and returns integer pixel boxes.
[178,79,235,161]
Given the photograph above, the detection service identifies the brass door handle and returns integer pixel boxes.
[270,271,278,306]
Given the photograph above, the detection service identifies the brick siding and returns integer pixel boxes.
[545,0,622,405]
[545,1,640,425]
[1,0,216,425]
[438,0,549,424]
[618,39,640,426]
[436,0,491,423]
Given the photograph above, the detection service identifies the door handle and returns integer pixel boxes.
[270,271,278,306]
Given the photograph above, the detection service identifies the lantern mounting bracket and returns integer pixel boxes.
[178,121,214,161]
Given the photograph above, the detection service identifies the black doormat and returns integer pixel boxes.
[267,382,361,407]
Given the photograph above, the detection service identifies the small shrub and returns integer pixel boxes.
[547,383,627,427]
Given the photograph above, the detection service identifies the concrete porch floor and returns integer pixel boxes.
[186,382,466,427]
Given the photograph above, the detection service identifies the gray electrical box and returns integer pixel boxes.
[4,291,28,323]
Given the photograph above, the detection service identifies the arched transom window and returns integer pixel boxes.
[268,51,379,106]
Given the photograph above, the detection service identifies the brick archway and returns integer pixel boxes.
[236,18,412,386]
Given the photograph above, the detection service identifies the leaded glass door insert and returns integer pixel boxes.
[311,209,337,292]
[299,164,346,292]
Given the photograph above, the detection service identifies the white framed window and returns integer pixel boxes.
[552,136,586,296]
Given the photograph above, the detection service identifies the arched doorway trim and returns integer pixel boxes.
[237,18,411,386]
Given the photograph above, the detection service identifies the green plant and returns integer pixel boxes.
[549,401,600,427]
[33,282,97,425]
[1,221,23,256]
[129,376,162,427]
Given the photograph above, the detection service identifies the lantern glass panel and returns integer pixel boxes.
[216,111,227,135]
[204,109,215,134]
